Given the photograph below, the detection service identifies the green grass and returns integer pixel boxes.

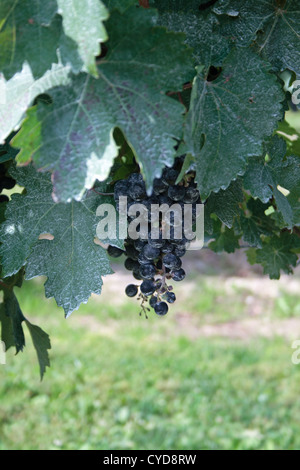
[1,274,300,450]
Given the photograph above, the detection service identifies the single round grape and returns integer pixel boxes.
[129,183,146,201]
[125,244,139,260]
[159,194,172,206]
[139,264,156,280]
[162,168,179,185]
[134,239,146,252]
[107,245,124,258]
[142,243,160,260]
[163,253,181,269]
[125,284,138,297]
[154,301,169,316]
[124,258,139,271]
[140,280,156,296]
[172,268,186,282]
[183,187,200,204]
[149,296,158,308]
[114,180,129,201]
[174,246,186,257]
[166,292,176,304]
[153,178,168,195]
[168,185,186,202]
[138,252,152,265]
[128,173,144,185]
[133,270,143,281]
[161,243,174,254]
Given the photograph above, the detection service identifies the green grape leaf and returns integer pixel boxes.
[0,0,61,80]
[212,0,275,46]
[185,48,284,199]
[241,198,277,248]
[105,0,138,12]
[0,302,15,351]
[12,7,194,202]
[213,0,300,73]
[0,270,51,378]
[255,232,300,279]
[25,320,51,380]
[243,136,300,228]
[2,289,25,354]
[155,8,230,69]
[256,0,300,73]
[204,179,243,234]
[57,0,109,77]
[0,62,71,144]
[209,226,240,253]
[277,120,300,157]
[0,165,119,316]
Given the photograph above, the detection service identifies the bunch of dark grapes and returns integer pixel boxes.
[0,162,16,203]
[107,156,200,317]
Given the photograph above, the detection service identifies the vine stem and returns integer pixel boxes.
[91,188,114,197]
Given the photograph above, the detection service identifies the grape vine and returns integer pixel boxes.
[0,0,299,376]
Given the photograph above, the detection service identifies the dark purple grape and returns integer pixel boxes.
[149,296,158,308]
[154,301,169,316]
[114,180,129,201]
[139,264,156,280]
[162,168,179,185]
[183,187,200,203]
[129,183,146,201]
[140,280,156,296]
[172,268,186,282]
[161,243,174,254]
[134,239,146,252]
[124,258,139,271]
[107,245,124,258]
[168,185,186,202]
[166,292,176,304]
[125,244,139,260]
[142,243,160,260]
[153,178,168,195]
[163,253,181,269]
[125,284,138,297]
[174,246,186,257]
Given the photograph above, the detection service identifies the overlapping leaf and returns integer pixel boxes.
[243,136,300,228]
[184,48,285,199]
[153,0,230,68]
[105,0,138,12]
[204,179,243,234]
[12,7,194,202]
[0,62,71,144]
[0,269,51,379]
[0,0,61,79]
[57,0,109,77]
[252,233,300,279]
[0,165,119,316]
[213,0,300,73]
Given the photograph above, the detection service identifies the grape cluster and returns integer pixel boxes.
[108,157,200,317]
[0,163,16,203]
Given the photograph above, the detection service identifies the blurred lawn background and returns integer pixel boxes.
[0,111,300,450]
[1,250,300,451]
